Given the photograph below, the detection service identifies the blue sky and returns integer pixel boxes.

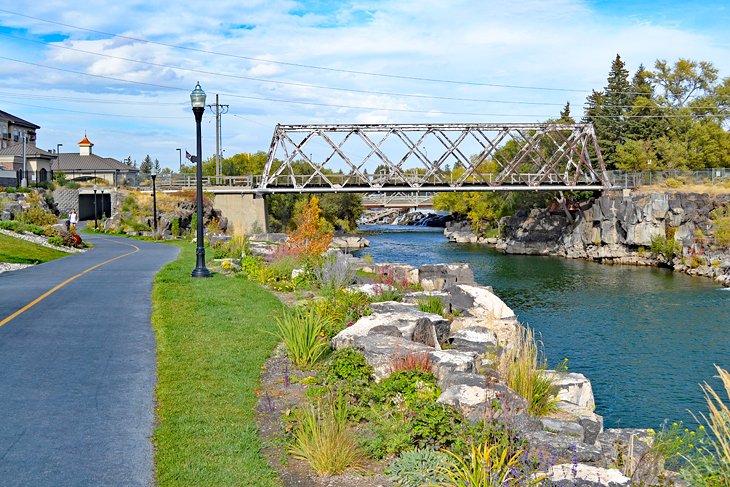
[0,1,728,169]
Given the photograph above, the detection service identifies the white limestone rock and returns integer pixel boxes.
[546,464,631,487]
[428,349,478,381]
[331,304,447,350]
[544,371,596,410]
[350,334,432,380]
[449,326,498,354]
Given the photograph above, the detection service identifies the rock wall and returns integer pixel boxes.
[335,263,650,485]
[497,191,730,286]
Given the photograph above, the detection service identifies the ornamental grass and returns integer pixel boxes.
[274,307,331,368]
[289,397,366,476]
[499,326,558,416]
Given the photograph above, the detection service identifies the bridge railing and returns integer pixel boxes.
[607,169,730,189]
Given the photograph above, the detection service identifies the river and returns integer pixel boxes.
[354,225,730,429]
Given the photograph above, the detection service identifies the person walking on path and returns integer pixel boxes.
[69,208,78,232]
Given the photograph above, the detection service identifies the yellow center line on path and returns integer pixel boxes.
[0,239,140,328]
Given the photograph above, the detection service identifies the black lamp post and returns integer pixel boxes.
[151,165,158,238]
[93,184,98,230]
[190,82,211,278]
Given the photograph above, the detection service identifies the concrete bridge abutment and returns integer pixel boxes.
[213,192,268,235]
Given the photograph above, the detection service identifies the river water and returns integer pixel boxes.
[355,225,730,428]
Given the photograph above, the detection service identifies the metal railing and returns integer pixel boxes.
[607,169,730,189]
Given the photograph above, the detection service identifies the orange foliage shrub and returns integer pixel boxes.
[287,196,333,258]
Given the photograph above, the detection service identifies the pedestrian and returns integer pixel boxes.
[69,208,78,232]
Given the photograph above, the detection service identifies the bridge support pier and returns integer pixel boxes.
[214,193,268,235]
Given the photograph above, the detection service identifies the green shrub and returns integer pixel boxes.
[368,370,440,407]
[664,177,683,188]
[385,448,450,487]
[306,290,371,338]
[212,235,249,259]
[16,206,57,226]
[289,397,365,476]
[275,308,331,368]
[361,410,415,459]
[410,400,469,450]
[649,234,680,259]
[323,348,374,384]
[418,295,444,315]
[65,181,81,189]
[711,205,730,247]
[171,217,180,237]
[47,236,64,247]
[0,220,45,235]
[689,255,706,268]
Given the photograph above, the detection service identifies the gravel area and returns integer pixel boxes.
[0,228,86,274]
[0,262,32,274]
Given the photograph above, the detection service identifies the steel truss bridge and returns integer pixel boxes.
[255,123,609,194]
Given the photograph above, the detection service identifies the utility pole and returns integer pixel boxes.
[206,94,229,185]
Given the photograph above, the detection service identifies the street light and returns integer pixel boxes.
[100,189,105,221]
[151,165,158,238]
[176,148,182,172]
[56,144,62,178]
[190,82,210,278]
[93,184,98,230]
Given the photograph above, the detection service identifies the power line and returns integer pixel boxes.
[0,7,590,93]
[4,55,728,120]
[0,32,565,107]
[0,97,186,118]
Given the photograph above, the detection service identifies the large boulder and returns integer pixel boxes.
[556,401,604,446]
[523,430,605,465]
[544,371,596,410]
[445,284,515,321]
[448,326,498,354]
[545,464,631,486]
[418,263,475,290]
[332,305,447,348]
[330,235,370,249]
[350,334,432,380]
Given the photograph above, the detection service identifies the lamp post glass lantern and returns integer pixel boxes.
[191,82,210,278]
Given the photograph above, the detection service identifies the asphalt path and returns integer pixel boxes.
[0,234,179,486]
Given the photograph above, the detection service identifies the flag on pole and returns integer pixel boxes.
[185,150,196,163]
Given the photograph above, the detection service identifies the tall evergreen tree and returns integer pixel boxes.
[586,54,632,168]
[153,158,162,173]
[140,155,153,174]
[559,102,575,123]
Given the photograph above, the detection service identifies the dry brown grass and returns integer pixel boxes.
[391,350,431,373]
[636,182,730,194]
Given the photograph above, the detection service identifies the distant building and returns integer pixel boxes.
[0,110,50,186]
[52,135,139,185]
[0,109,38,150]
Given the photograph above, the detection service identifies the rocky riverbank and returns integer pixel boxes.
[329,261,666,486]
[444,191,730,286]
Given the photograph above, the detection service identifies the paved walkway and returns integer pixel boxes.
[0,234,179,486]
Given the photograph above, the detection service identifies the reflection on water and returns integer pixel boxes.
[355,225,730,428]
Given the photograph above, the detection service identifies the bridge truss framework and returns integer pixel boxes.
[259,123,609,194]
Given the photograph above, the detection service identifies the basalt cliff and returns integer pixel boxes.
[494,191,730,286]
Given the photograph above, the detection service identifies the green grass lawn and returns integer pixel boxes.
[152,241,284,487]
[0,232,70,264]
